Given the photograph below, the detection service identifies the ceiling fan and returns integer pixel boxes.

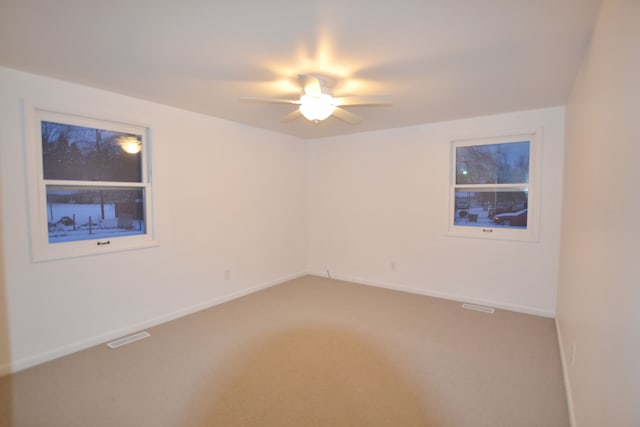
[240,74,391,124]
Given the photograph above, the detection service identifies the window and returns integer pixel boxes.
[448,130,541,241]
[25,103,156,261]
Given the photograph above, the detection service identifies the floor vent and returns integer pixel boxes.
[462,303,495,314]
[106,331,151,349]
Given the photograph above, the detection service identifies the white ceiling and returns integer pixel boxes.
[0,0,601,139]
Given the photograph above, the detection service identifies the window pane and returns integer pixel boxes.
[456,141,530,185]
[454,190,528,228]
[41,121,142,182]
[46,186,145,243]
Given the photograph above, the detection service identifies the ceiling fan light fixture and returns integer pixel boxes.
[240,74,388,125]
[299,94,336,122]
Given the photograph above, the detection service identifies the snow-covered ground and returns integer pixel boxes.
[453,207,526,229]
[49,227,145,243]
[47,203,144,243]
[48,202,116,224]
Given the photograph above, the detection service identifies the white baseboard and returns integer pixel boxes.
[0,361,11,377]
[3,271,307,375]
[308,270,556,318]
[555,319,577,427]
[2,269,556,376]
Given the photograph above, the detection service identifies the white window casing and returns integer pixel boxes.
[23,100,157,261]
[447,128,542,242]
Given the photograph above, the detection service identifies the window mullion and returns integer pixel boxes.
[44,180,146,188]
[454,184,529,192]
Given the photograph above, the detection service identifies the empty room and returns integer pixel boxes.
[0,0,638,426]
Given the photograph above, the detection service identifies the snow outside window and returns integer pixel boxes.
[25,103,157,261]
[448,130,541,242]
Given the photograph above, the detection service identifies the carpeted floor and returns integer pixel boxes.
[0,275,569,426]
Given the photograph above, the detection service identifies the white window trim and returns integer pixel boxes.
[446,128,542,242]
[23,99,158,262]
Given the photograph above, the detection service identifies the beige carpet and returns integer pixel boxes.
[0,276,569,426]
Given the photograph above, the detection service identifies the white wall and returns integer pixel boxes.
[0,66,569,374]
[307,107,565,316]
[557,0,640,425]
[0,67,308,373]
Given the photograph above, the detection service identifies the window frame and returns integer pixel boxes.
[24,100,157,262]
[447,129,542,242]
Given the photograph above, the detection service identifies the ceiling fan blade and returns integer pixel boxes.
[299,74,323,97]
[334,94,392,106]
[239,96,300,105]
[332,107,362,124]
[281,109,301,122]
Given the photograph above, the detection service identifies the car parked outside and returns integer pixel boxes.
[493,209,527,227]
[488,201,527,219]
[456,199,470,209]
